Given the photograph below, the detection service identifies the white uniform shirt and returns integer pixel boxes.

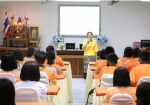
[15,81,47,99]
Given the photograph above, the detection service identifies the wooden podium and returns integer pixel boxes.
[57,50,100,78]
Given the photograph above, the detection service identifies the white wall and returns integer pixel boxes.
[0,1,150,57]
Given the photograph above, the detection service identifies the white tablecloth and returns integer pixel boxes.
[85,64,95,103]
[93,90,106,105]
[42,77,68,105]
[63,63,73,102]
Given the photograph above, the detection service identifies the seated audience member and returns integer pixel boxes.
[0,52,20,82]
[34,51,56,84]
[95,46,123,75]
[105,67,136,103]
[99,53,118,81]
[94,49,106,67]
[15,61,47,99]
[125,48,141,73]
[130,51,150,87]
[45,45,64,66]
[13,49,25,66]
[136,82,150,105]
[24,47,35,61]
[120,47,133,66]
[0,78,15,105]
[44,51,62,75]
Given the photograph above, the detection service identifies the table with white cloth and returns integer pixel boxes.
[42,75,68,105]
[63,62,73,102]
[84,62,95,103]
[93,87,137,105]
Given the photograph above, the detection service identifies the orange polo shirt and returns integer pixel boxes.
[44,64,62,75]
[44,56,64,66]
[17,60,25,66]
[105,86,136,103]
[94,59,105,67]
[0,71,20,82]
[130,64,150,87]
[120,57,133,66]
[99,66,116,81]
[95,60,123,75]
[24,55,35,61]
[125,58,139,73]
[39,67,56,84]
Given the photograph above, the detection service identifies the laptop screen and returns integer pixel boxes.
[66,43,75,49]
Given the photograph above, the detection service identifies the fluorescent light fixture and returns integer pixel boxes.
[53,0,100,2]
[140,0,150,2]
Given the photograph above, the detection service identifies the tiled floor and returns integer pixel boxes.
[69,78,92,105]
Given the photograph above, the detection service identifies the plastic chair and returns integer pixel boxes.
[14,64,22,72]
[15,87,41,102]
[138,76,150,86]
[39,71,49,85]
[46,67,57,75]
[0,73,16,85]
[100,74,113,87]
[24,58,34,62]
[110,93,134,104]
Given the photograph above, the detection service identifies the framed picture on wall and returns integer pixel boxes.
[29,26,39,43]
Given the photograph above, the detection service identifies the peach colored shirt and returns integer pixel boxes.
[120,57,133,66]
[0,71,20,82]
[44,56,64,67]
[39,67,56,84]
[54,56,64,66]
[99,66,116,81]
[105,87,136,103]
[94,59,105,67]
[44,64,62,75]
[130,64,150,87]
[125,58,140,73]
[95,60,123,75]
[17,60,25,66]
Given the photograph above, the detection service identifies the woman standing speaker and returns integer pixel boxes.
[82,32,98,79]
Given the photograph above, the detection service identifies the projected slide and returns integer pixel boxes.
[59,6,100,36]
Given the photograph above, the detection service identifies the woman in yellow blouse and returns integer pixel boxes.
[82,32,98,79]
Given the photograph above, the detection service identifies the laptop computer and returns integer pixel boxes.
[66,43,75,50]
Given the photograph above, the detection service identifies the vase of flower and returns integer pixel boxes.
[97,34,108,50]
[58,42,65,50]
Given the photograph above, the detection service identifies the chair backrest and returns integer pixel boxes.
[101,74,113,87]
[24,58,34,62]
[138,76,150,86]
[0,73,16,84]
[39,71,49,85]
[14,64,22,72]
[110,93,134,104]
[46,67,57,75]
[15,87,41,102]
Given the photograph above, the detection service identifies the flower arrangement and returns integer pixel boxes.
[9,15,15,26]
[10,15,15,20]
[58,42,65,49]
[52,35,64,43]
[97,34,108,43]
[23,16,29,27]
